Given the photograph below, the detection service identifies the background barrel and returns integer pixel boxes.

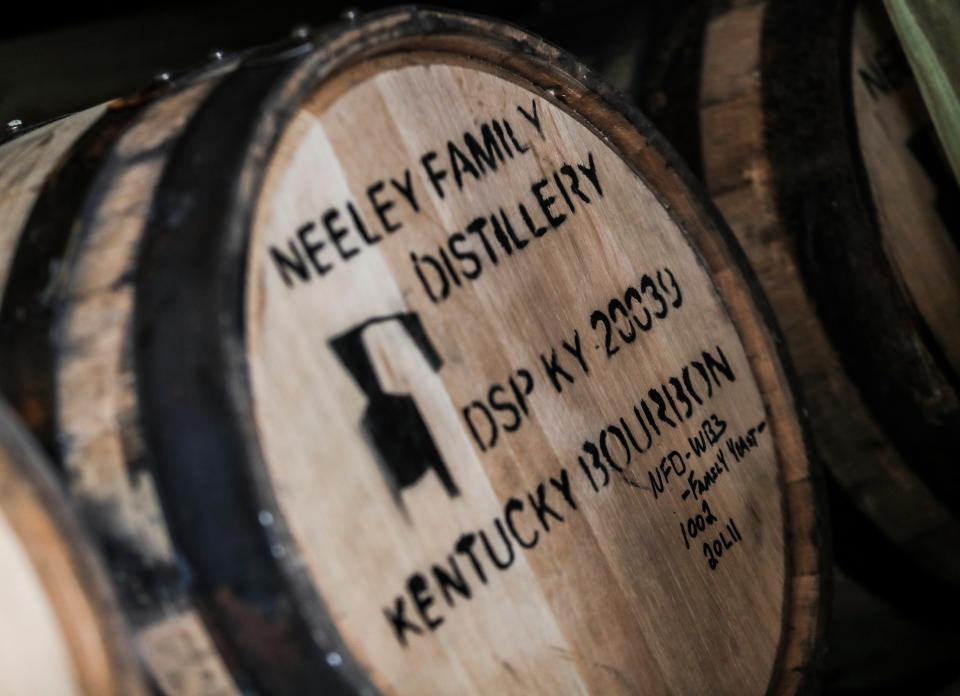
[0,399,146,696]
[646,0,960,590]
[0,59,245,695]
[640,0,960,691]
[0,7,827,695]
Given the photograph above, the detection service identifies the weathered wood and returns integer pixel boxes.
[0,399,146,696]
[136,8,825,694]
[0,105,105,298]
[646,0,960,592]
[0,7,827,694]
[0,63,243,695]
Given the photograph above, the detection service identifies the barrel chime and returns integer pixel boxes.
[0,1,953,694]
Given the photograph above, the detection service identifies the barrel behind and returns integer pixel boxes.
[646,0,960,588]
[0,59,245,695]
[0,400,146,696]
[641,0,960,689]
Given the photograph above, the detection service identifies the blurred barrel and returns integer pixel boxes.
[1,7,826,694]
[0,59,244,695]
[645,0,960,593]
[0,400,146,695]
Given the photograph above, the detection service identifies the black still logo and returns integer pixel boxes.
[329,313,459,512]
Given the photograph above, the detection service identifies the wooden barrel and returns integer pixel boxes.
[0,59,246,695]
[645,0,960,592]
[0,399,146,695]
[1,8,826,694]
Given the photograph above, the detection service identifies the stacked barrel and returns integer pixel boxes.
[0,1,953,693]
[643,0,960,691]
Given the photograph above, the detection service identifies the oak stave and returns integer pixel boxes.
[1,7,826,695]
[137,8,825,695]
[0,59,247,695]
[0,399,147,696]
[644,0,960,597]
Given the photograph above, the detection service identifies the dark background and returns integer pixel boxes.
[0,0,664,128]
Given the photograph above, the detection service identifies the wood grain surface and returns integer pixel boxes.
[0,66,242,694]
[127,9,823,693]
[0,105,105,298]
[55,76,241,696]
[238,36,820,693]
[0,400,146,696]
[695,0,960,588]
[0,8,825,695]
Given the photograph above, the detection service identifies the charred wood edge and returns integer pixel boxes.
[0,55,255,696]
[762,0,960,509]
[0,399,148,694]
[695,154,832,695]
[656,59,832,696]
[135,5,827,695]
[627,10,832,689]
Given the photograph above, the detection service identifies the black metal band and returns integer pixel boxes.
[135,7,827,695]
[135,37,366,695]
